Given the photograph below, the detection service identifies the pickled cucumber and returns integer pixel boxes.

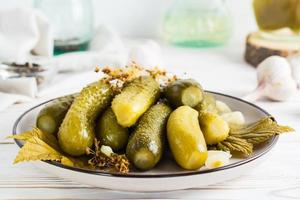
[164,79,204,108]
[96,108,129,151]
[195,92,218,114]
[126,103,172,171]
[112,76,160,127]
[167,106,207,170]
[58,81,113,156]
[36,94,75,135]
[199,112,230,145]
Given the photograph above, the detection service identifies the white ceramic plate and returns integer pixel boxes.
[13,91,278,192]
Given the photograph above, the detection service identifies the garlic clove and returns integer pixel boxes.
[221,111,245,126]
[205,150,232,169]
[243,84,266,102]
[216,100,231,114]
[89,25,125,53]
[100,145,114,157]
[128,40,163,67]
[287,55,300,89]
[244,56,297,102]
[265,76,297,101]
[257,56,292,84]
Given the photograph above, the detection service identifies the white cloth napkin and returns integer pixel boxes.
[0,7,53,63]
[0,77,37,97]
[0,92,32,111]
[0,9,128,111]
[0,7,52,110]
[0,7,163,111]
[32,25,127,72]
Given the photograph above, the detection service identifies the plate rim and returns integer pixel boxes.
[12,91,279,178]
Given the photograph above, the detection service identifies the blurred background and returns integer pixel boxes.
[2,1,300,198]
[1,0,299,113]
[0,0,255,43]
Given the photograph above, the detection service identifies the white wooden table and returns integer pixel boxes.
[1,42,300,199]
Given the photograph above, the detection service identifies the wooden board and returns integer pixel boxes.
[245,32,300,67]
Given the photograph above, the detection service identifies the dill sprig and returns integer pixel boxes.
[86,139,130,174]
[211,117,294,156]
[230,117,294,145]
[212,136,253,156]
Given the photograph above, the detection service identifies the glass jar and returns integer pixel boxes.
[163,0,232,47]
[34,0,93,55]
[253,0,300,41]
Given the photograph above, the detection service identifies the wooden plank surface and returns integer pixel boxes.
[1,43,300,199]
[1,133,300,200]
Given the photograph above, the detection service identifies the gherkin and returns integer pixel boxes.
[58,80,114,156]
[36,94,75,136]
[126,103,172,171]
[112,76,160,127]
[195,92,218,114]
[96,107,129,151]
[164,79,204,108]
[167,106,207,170]
[199,112,230,145]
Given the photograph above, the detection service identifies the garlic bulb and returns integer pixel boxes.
[244,56,297,102]
[205,150,232,169]
[263,76,297,101]
[128,40,163,67]
[257,56,292,84]
[216,100,231,114]
[221,111,245,126]
[287,55,300,88]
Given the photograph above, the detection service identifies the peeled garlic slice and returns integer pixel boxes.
[205,150,232,169]
[216,100,231,114]
[221,111,245,126]
[100,145,114,157]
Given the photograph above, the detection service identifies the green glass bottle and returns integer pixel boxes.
[34,0,93,55]
[163,0,232,48]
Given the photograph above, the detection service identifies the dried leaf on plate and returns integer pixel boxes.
[14,136,62,164]
[8,130,36,141]
[9,128,60,151]
[61,156,91,168]
[12,128,93,168]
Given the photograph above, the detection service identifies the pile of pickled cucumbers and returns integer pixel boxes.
[11,66,294,173]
